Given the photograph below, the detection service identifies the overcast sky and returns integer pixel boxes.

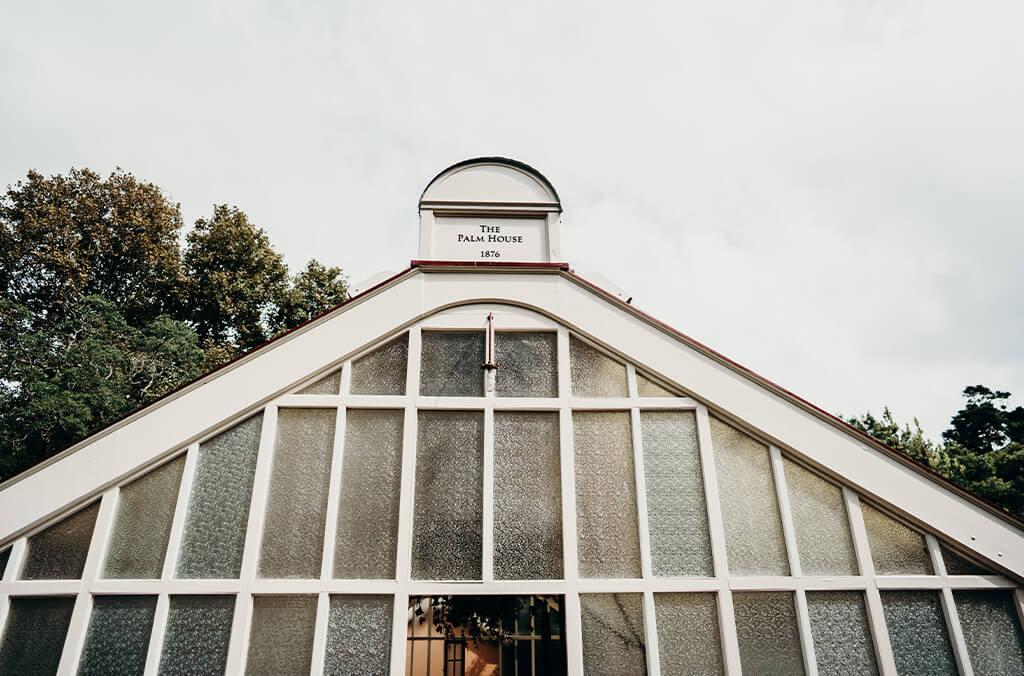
[2,1,1021,438]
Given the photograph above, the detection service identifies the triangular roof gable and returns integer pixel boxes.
[1,262,1021,577]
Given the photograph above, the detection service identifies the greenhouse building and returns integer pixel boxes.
[1,158,1023,675]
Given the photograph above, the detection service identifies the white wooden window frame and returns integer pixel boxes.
[1,305,1022,676]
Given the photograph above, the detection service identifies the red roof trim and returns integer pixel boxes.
[411,260,570,270]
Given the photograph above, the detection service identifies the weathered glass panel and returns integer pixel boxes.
[580,593,647,675]
[495,332,558,397]
[494,412,563,579]
[954,590,1024,676]
[881,590,957,676]
[177,414,262,578]
[783,458,857,575]
[806,591,878,676]
[941,544,992,575]
[733,592,805,676]
[21,501,99,580]
[710,418,789,575]
[569,336,627,397]
[861,504,932,575]
[654,593,723,675]
[78,595,157,676]
[334,409,403,578]
[325,596,393,676]
[574,411,641,578]
[412,411,484,580]
[245,596,317,675]
[0,597,75,675]
[637,372,676,397]
[351,333,408,395]
[297,370,341,395]
[104,456,185,579]
[158,596,235,676]
[641,410,712,576]
[259,408,335,578]
[419,332,483,396]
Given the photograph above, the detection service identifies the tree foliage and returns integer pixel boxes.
[849,386,1024,519]
[1,168,348,480]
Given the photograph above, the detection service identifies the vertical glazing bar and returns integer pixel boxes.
[224,593,252,674]
[844,488,898,676]
[142,594,170,676]
[391,326,422,675]
[320,364,350,580]
[162,444,199,580]
[557,327,583,676]
[482,407,495,583]
[929,535,975,676]
[57,489,119,675]
[310,591,330,676]
[0,538,26,640]
[770,446,817,676]
[643,590,661,676]
[695,406,741,675]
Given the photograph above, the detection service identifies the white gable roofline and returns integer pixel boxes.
[2,262,1021,578]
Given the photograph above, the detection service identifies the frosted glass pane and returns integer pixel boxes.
[419,332,483,396]
[574,412,641,578]
[637,372,676,397]
[0,597,75,675]
[350,333,408,395]
[783,459,858,575]
[0,548,9,578]
[259,408,335,578]
[942,544,992,575]
[334,409,403,578]
[411,411,483,580]
[158,596,234,676]
[881,591,957,676]
[733,592,805,676]
[78,595,157,676]
[495,332,558,397]
[246,596,316,676]
[641,411,713,576]
[325,595,393,676]
[580,594,647,675]
[954,590,1024,676]
[21,501,99,580]
[494,412,563,579]
[298,370,341,394]
[861,504,932,575]
[654,593,723,676]
[569,336,627,397]
[104,456,185,579]
[177,414,262,578]
[710,418,789,575]
[806,591,878,676]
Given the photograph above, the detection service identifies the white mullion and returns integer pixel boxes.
[929,535,975,676]
[310,591,331,676]
[390,326,421,675]
[941,587,975,676]
[389,592,409,676]
[142,593,170,676]
[642,590,661,676]
[626,363,639,398]
[482,406,495,583]
[694,405,741,675]
[845,488,898,676]
[769,447,817,676]
[57,488,119,676]
[557,327,584,676]
[0,538,25,651]
[161,443,199,580]
[631,408,654,580]
[226,406,279,675]
[321,374,349,581]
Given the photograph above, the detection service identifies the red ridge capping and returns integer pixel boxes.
[411,259,570,270]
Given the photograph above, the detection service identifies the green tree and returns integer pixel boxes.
[847,408,941,466]
[183,204,290,352]
[0,296,205,478]
[273,259,349,332]
[0,168,184,325]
